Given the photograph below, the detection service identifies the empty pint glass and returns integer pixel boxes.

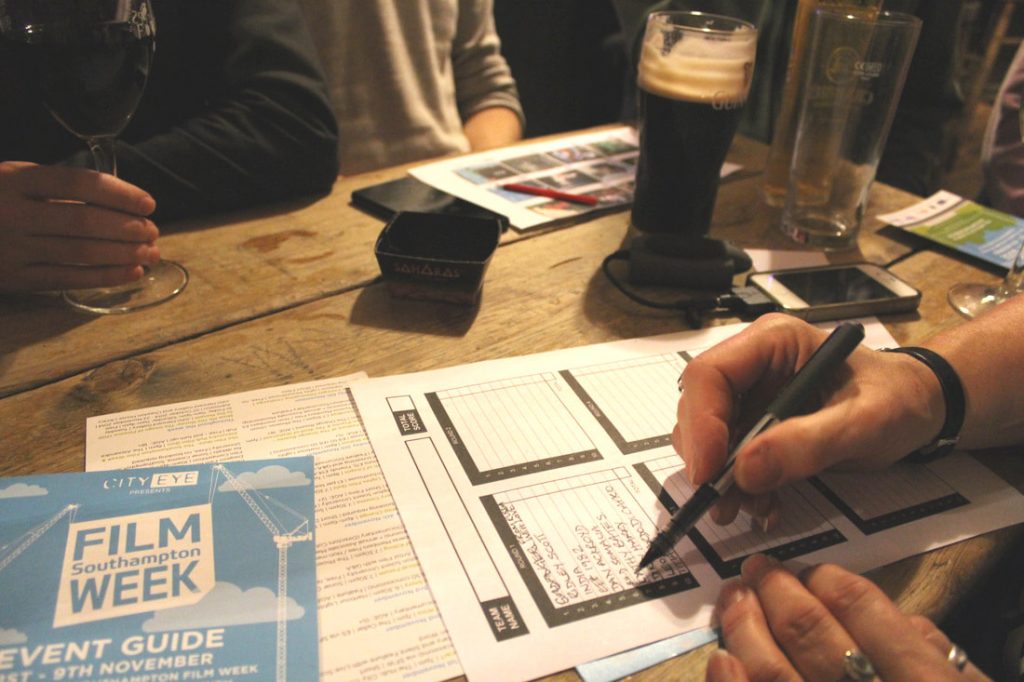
[631,11,756,241]
[781,9,921,249]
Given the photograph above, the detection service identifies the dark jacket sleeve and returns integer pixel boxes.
[69,0,340,223]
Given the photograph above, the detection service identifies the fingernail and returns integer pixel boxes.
[716,579,751,612]
[740,553,779,587]
[684,461,696,485]
[706,649,743,682]
[681,452,696,484]
[140,245,160,264]
[750,496,776,533]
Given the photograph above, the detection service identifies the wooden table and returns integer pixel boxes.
[1,130,1020,680]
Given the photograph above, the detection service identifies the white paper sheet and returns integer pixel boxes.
[85,375,462,682]
[349,321,1024,681]
[745,248,829,272]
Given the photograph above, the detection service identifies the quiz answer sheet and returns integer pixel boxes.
[85,375,462,682]
[349,320,1024,682]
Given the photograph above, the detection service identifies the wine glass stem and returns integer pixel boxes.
[998,239,1024,297]
[87,137,117,176]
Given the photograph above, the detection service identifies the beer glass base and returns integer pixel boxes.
[627,233,752,290]
[781,213,858,251]
[760,184,786,208]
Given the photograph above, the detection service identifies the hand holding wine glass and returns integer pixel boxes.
[0,161,161,293]
[0,0,187,312]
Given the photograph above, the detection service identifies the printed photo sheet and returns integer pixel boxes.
[349,321,1024,682]
[410,126,740,231]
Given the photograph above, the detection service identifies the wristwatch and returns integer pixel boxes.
[882,346,965,463]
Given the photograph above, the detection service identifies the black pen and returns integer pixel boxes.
[637,321,866,571]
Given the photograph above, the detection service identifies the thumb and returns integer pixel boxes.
[731,407,855,494]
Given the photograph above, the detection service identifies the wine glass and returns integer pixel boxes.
[1,0,188,313]
[947,234,1024,318]
[947,103,1024,319]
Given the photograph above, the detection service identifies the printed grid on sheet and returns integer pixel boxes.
[816,465,961,520]
[646,455,840,563]
[562,355,684,444]
[433,374,593,472]
[492,469,692,602]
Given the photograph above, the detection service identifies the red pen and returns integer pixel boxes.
[501,183,599,206]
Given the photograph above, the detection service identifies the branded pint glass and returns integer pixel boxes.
[630,12,757,239]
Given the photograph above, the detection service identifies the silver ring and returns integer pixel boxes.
[947,643,969,672]
[843,649,877,681]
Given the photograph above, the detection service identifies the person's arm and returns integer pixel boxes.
[463,106,522,151]
[675,297,1024,521]
[0,162,159,292]
[452,0,524,149]
[69,0,340,223]
[709,554,989,681]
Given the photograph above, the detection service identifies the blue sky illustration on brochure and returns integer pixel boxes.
[0,457,318,682]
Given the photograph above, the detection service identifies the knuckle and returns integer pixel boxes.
[0,159,30,178]
[753,312,800,332]
[772,599,832,646]
[65,167,102,196]
[679,355,728,399]
[811,564,877,616]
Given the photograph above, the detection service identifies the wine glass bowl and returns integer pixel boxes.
[947,237,1024,319]
[1,0,188,313]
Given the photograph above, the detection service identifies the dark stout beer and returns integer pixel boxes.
[630,15,756,238]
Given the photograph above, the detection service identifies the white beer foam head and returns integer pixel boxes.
[638,24,756,103]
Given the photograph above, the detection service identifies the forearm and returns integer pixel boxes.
[453,0,524,149]
[109,84,338,222]
[463,106,522,151]
[86,0,339,223]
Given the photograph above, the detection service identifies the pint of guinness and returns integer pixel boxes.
[631,12,756,242]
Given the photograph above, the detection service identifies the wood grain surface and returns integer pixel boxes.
[1,130,1020,682]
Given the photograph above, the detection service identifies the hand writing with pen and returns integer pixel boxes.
[672,304,1024,681]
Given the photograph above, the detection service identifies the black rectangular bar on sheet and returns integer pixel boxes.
[386,395,429,435]
[480,597,530,641]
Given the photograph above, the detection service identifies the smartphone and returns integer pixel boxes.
[351,176,510,231]
[746,263,921,321]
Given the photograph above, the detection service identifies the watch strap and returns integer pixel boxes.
[882,346,965,463]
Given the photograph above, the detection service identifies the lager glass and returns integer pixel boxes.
[631,11,756,246]
[780,10,921,250]
[761,0,882,208]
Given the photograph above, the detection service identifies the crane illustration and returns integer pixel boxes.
[0,504,79,576]
[210,465,312,682]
